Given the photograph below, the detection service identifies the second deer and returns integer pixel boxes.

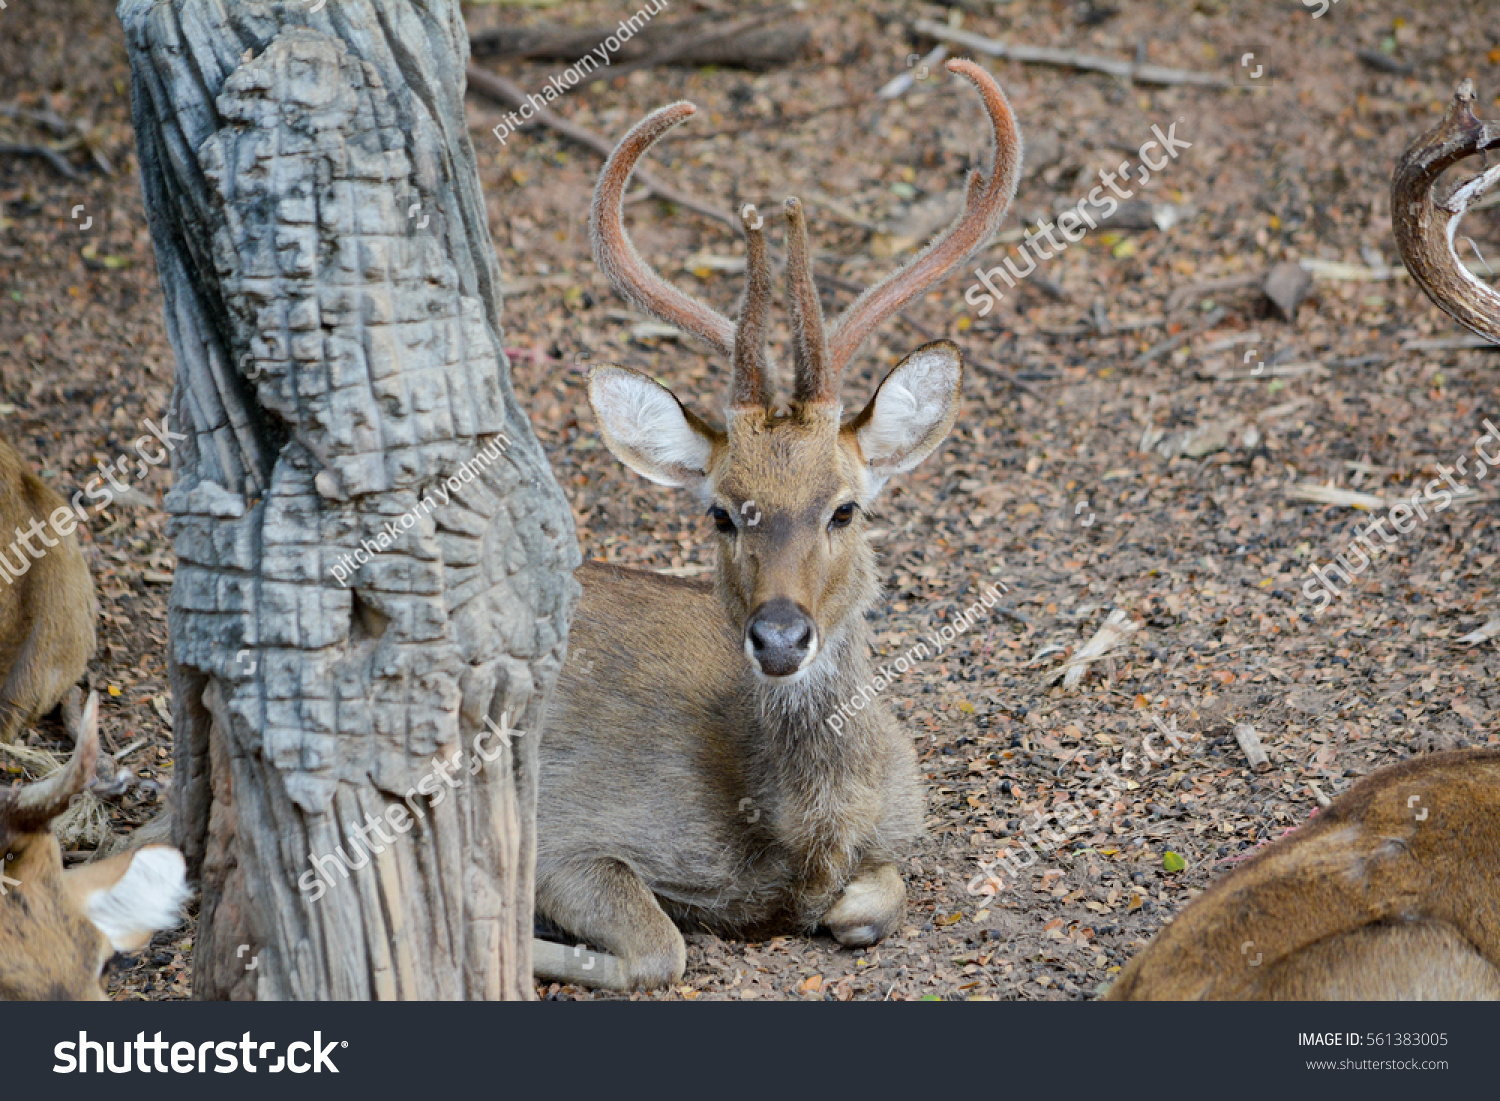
[533,59,1023,990]
[0,691,190,1000]
[1107,747,1500,999]
[0,431,96,743]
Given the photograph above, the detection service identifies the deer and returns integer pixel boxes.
[530,58,1022,992]
[1106,748,1500,999]
[0,691,190,1000]
[0,431,97,743]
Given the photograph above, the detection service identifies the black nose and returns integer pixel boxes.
[746,598,816,677]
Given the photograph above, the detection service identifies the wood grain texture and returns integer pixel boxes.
[119,0,579,1000]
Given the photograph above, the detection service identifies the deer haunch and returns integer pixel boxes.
[1107,748,1500,1000]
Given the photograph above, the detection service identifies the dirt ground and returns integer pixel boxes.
[2,0,1499,1001]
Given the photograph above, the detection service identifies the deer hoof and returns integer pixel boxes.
[623,937,687,991]
[824,865,905,947]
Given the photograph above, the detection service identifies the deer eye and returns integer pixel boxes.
[709,506,736,534]
[829,502,857,529]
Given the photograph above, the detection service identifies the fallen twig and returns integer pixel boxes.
[1457,617,1500,645]
[0,141,79,180]
[912,20,1231,87]
[1165,273,1262,314]
[878,44,949,99]
[1286,484,1395,510]
[470,6,801,71]
[1131,306,1227,367]
[1233,722,1271,771]
[1401,334,1499,351]
[595,7,799,84]
[466,65,736,231]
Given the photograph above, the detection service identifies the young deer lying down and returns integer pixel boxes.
[0,691,190,1000]
[532,58,1022,991]
[0,432,96,743]
[1107,748,1500,1000]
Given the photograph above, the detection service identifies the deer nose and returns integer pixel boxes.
[746,599,817,677]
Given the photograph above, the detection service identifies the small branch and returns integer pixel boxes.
[0,141,79,180]
[596,7,797,84]
[1131,306,1227,367]
[1233,723,1271,772]
[465,65,737,232]
[0,103,75,138]
[469,5,801,71]
[1165,272,1263,314]
[912,20,1231,87]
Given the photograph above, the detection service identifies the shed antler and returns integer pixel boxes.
[1392,79,1500,343]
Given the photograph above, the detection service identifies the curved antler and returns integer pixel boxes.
[1392,79,1500,343]
[589,102,738,359]
[0,691,98,836]
[824,58,1023,378]
[731,203,774,408]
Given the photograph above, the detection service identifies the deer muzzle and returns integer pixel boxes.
[745,597,818,678]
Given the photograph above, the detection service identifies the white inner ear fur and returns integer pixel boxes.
[589,368,713,490]
[82,846,190,952]
[856,344,961,496]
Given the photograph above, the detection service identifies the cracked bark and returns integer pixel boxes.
[119,0,578,1000]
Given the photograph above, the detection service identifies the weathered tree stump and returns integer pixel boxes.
[119,0,578,999]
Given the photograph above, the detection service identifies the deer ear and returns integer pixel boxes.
[588,366,718,491]
[852,341,962,492]
[65,845,190,952]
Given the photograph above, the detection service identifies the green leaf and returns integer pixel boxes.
[1163,851,1186,873]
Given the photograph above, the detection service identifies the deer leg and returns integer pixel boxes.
[822,862,905,947]
[535,858,686,991]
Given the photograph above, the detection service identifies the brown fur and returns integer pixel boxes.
[0,696,186,1000]
[0,432,96,742]
[545,58,1020,990]
[1107,748,1500,1000]
[538,400,929,989]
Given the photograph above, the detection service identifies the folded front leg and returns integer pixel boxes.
[535,857,686,991]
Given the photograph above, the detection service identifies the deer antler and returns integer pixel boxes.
[821,58,1023,381]
[1392,79,1500,343]
[590,101,739,358]
[0,691,98,836]
[731,203,774,408]
[783,197,834,403]
[592,102,781,406]
[592,59,1020,408]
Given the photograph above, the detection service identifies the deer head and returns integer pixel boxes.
[0,692,189,1000]
[586,59,1021,682]
[1392,79,1500,341]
